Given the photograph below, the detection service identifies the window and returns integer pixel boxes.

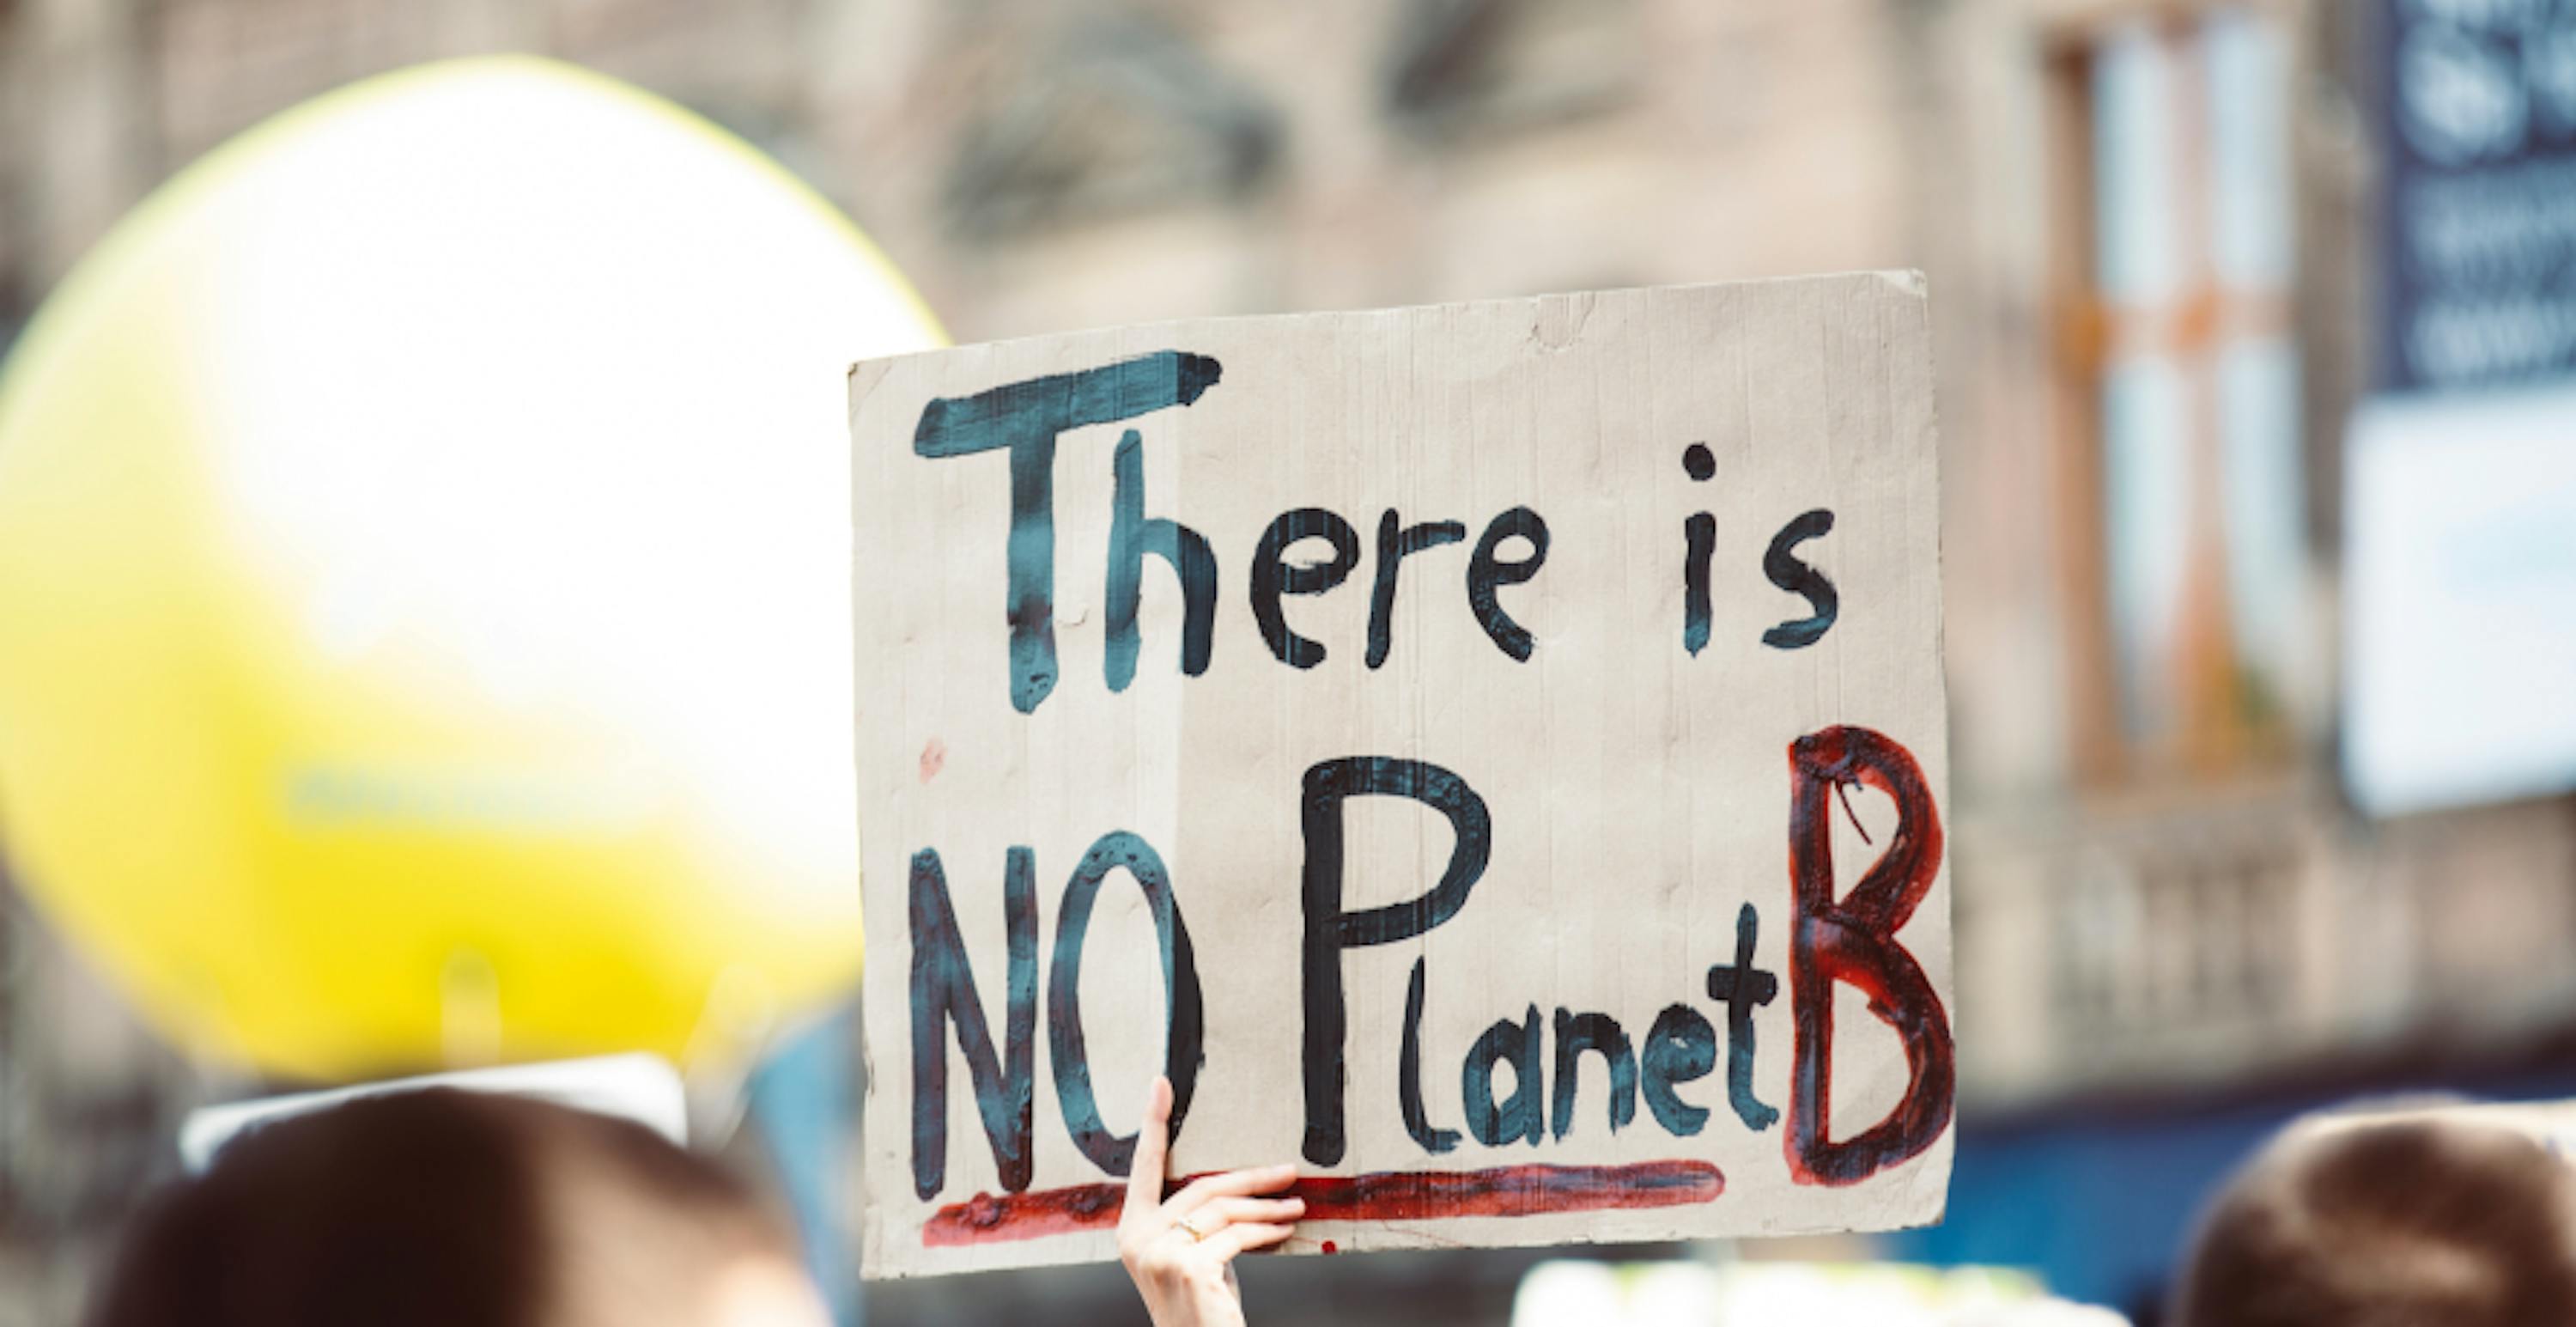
[2053,9,2305,784]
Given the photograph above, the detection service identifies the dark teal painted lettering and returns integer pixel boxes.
[1462,1005,1545,1147]
[912,350,1224,713]
[1299,756,1492,1165]
[1047,831,1204,1177]
[1761,508,1839,649]
[1400,957,1462,1154]
[1250,508,1361,668]
[1467,507,1549,661]
[1367,509,1466,670]
[1641,1003,1716,1137]
[1550,1008,1637,1139]
[1106,431,1217,691]
[1707,902,1781,1131]
[908,847,1038,1197]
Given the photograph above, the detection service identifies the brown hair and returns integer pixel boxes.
[2175,1118,2576,1327]
[88,1087,801,1327]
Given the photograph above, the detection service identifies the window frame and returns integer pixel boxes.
[2042,1,2309,790]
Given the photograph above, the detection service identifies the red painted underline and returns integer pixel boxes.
[922,1159,1725,1247]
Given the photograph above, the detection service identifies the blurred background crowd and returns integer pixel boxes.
[0,0,2572,1324]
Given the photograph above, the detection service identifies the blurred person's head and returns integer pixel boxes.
[2174,1116,2576,1327]
[87,1087,829,1327]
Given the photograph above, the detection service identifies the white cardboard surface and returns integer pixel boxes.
[852,275,1954,1278]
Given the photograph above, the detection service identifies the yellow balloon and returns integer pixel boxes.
[0,57,943,1080]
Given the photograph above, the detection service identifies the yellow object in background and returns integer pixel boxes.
[0,57,943,1081]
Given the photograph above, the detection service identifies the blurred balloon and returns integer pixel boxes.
[0,56,942,1080]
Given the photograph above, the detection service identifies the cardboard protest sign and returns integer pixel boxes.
[851,273,1953,1278]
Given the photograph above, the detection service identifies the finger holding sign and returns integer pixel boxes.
[1118,1076,1303,1327]
[1165,1166,1307,1214]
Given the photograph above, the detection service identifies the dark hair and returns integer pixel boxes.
[2175,1118,2576,1327]
[88,1087,791,1327]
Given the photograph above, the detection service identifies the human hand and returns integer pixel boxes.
[1116,1076,1303,1327]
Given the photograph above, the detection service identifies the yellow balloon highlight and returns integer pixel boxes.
[0,57,943,1080]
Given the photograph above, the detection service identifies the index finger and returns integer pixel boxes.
[1122,1075,1174,1217]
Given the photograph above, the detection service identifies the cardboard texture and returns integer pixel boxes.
[850,274,1954,1278]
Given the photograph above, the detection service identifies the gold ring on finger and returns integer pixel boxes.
[1177,1210,1220,1241]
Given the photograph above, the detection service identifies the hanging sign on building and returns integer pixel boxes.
[2379,0,2576,391]
[2344,383,2576,813]
[850,275,1956,1277]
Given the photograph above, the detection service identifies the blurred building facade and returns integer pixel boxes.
[2,0,2573,1320]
